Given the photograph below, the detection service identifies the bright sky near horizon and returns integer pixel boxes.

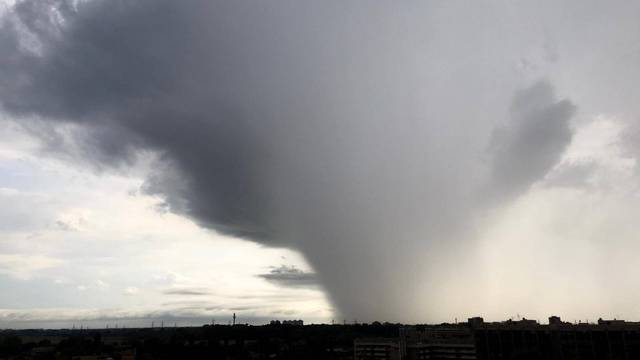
[0,121,332,329]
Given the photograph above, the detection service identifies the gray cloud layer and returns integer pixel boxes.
[162,288,211,296]
[3,0,636,322]
[487,82,575,200]
[258,266,318,288]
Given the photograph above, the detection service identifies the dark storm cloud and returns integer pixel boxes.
[0,0,278,240]
[0,0,586,322]
[258,266,318,288]
[487,82,575,199]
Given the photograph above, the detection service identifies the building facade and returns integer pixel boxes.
[354,338,401,360]
[356,316,640,360]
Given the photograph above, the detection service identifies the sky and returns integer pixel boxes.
[1,0,640,328]
[0,121,331,329]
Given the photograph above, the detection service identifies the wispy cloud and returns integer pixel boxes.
[258,266,318,288]
[162,288,211,296]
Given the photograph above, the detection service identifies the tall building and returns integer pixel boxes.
[355,327,476,360]
[402,327,476,360]
[354,338,401,360]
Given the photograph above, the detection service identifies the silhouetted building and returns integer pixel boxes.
[472,316,640,359]
[356,328,476,360]
[402,327,477,359]
[597,317,626,326]
[548,316,564,326]
[468,317,484,327]
[357,316,640,360]
[270,319,304,326]
[354,338,401,360]
[282,319,304,326]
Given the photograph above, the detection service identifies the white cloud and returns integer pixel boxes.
[0,254,63,280]
[95,279,109,289]
[544,116,637,192]
[124,287,138,295]
[55,208,91,232]
[0,125,330,327]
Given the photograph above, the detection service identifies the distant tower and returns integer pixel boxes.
[233,313,236,326]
